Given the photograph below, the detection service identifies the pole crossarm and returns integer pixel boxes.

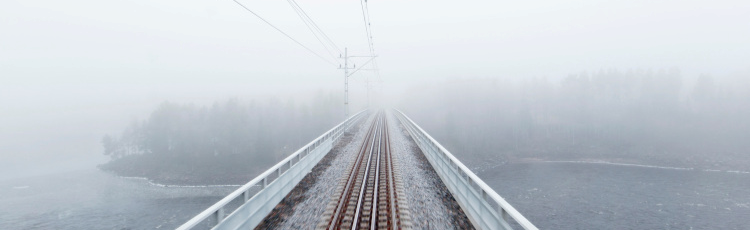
[346,56,377,77]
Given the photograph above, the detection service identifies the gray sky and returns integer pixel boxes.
[1,0,749,178]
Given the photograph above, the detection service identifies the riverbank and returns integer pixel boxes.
[453,143,750,177]
[98,154,271,186]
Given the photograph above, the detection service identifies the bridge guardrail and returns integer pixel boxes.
[394,109,538,230]
[177,110,368,230]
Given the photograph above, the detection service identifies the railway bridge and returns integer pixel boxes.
[177,109,537,230]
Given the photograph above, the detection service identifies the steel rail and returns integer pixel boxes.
[327,113,378,229]
[325,110,402,230]
[352,112,381,229]
[369,113,382,230]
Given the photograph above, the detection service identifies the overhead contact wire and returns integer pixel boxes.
[231,0,336,66]
[288,0,343,54]
[286,0,340,63]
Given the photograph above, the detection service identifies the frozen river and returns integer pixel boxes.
[0,169,235,230]
[478,161,750,229]
[3,153,749,229]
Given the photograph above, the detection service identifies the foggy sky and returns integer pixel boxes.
[2,0,749,179]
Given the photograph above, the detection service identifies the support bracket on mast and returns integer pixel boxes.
[338,47,377,117]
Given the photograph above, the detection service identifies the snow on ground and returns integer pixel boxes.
[386,110,474,230]
[256,113,375,229]
[257,110,473,229]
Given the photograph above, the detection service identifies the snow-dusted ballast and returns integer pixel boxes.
[393,109,538,230]
[177,110,368,230]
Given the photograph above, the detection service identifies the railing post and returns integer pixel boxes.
[502,208,510,223]
[244,190,250,202]
[215,207,225,224]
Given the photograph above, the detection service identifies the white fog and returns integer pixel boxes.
[1,0,749,229]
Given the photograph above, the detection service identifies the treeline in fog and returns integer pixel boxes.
[99,92,342,184]
[400,69,750,169]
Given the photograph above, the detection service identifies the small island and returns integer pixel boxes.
[99,95,342,185]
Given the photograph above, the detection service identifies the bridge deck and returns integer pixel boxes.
[256,110,473,229]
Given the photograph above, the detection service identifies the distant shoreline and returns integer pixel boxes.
[112,173,243,188]
[512,157,750,174]
[98,154,264,187]
[98,166,251,187]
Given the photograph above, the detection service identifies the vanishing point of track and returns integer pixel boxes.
[319,111,410,230]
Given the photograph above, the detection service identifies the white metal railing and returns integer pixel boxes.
[177,110,368,230]
[393,109,538,230]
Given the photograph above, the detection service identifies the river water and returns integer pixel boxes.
[0,169,235,230]
[2,162,749,229]
[478,161,750,229]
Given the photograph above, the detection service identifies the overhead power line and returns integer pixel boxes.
[360,0,381,79]
[287,0,342,54]
[359,0,374,56]
[231,0,336,66]
[286,0,341,63]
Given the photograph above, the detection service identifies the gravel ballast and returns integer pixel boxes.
[256,114,375,229]
[257,110,474,229]
[386,110,474,230]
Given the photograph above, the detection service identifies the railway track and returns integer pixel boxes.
[318,111,411,230]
